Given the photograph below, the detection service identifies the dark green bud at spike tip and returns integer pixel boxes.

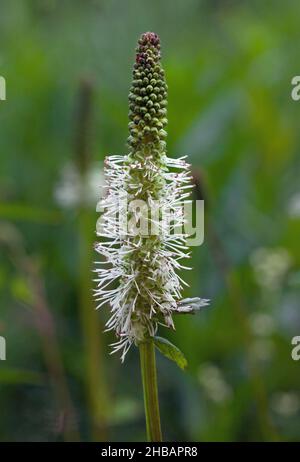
[128,32,168,155]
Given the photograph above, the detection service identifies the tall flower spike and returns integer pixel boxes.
[95,32,209,361]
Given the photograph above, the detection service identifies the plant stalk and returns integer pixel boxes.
[139,340,162,442]
[76,78,109,440]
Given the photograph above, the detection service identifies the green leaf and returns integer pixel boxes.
[154,336,188,370]
[0,368,44,385]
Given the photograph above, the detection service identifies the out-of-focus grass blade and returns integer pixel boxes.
[0,367,44,385]
[0,203,62,224]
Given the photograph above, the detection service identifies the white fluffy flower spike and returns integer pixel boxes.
[95,33,209,361]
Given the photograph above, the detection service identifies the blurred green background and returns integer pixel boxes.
[0,0,300,442]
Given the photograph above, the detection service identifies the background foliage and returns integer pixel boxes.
[0,0,300,441]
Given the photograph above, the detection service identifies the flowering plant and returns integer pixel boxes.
[95,32,208,441]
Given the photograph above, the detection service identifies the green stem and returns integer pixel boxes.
[139,340,162,442]
[76,78,109,441]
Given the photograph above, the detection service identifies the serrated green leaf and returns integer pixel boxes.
[154,336,188,370]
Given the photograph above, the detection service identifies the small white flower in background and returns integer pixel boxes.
[54,162,104,208]
[250,247,292,291]
[250,338,274,362]
[250,312,276,337]
[94,33,209,361]
[271,392,300,417]
[249,312,276,359]
[198,363,232,403]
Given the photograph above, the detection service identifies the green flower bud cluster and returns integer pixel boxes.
[128,32,168,155]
